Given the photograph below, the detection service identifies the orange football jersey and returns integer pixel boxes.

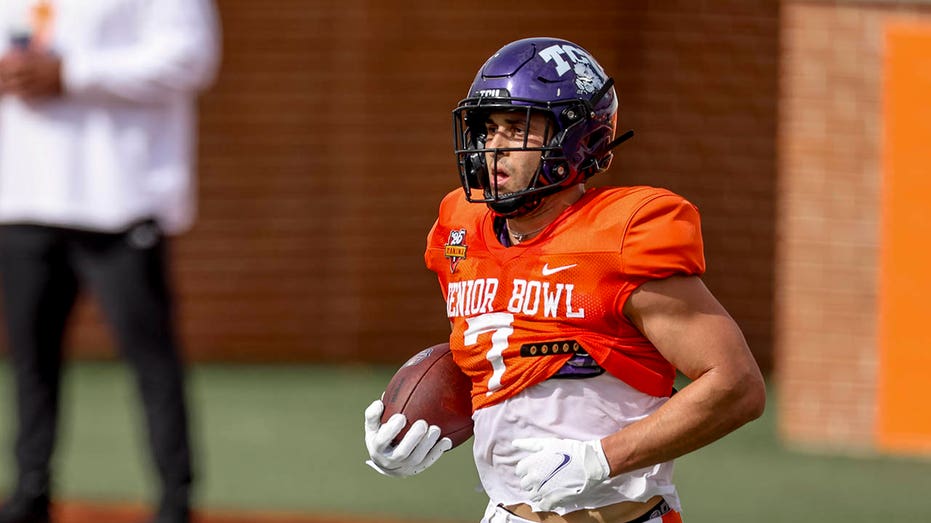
[425,186,705,411]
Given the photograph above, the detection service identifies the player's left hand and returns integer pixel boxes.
[512,437,611,511]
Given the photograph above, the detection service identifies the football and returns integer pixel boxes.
[381,342,474,448]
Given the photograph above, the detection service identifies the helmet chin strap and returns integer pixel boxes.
[487,193,542,217]
[483,127,632,217]
[485,158,578,217]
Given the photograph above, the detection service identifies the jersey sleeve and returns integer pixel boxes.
[620,193,705,280]
[424,189,466,300]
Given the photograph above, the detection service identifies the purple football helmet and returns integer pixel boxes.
[453,37,630,217]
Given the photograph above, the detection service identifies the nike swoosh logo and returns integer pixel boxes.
[538,453,572,488]
[541,263,577,276]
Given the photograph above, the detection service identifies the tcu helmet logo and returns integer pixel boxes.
[444,228,468,273]
[538,44,605,95]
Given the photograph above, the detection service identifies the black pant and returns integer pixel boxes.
[0,222,192,511]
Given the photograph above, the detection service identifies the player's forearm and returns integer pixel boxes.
[600,366,765,477]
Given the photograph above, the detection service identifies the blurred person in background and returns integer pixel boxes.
[364,37,765,523]
[0,1,220,522]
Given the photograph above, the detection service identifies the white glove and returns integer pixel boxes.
[363,399,452,477]
[512,437,611,511]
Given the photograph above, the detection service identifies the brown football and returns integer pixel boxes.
[380,342,474,448]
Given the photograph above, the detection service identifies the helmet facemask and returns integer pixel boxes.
[454,100,589,217]
[454,100,569,216]
[452,38,629,218]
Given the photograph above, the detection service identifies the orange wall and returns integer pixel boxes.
[876,22,931,453]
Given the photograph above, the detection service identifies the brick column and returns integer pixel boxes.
[777,0,931,453]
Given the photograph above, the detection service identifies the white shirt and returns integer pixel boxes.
[472,374,681,515]
[0,0,220,234]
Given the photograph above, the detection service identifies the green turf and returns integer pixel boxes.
[1,360,930,522]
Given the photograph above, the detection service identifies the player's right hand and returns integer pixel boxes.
[363,399,452,478]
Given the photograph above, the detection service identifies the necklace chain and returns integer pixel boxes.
[507,221,548,243]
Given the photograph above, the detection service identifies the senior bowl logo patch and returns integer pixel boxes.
[444,228,468,273]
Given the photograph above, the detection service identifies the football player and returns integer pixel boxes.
[364,37,765,523]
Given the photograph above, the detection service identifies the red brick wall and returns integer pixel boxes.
[49,1,778,366]
[777,1,931,451]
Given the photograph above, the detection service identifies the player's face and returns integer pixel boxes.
[483,111,550,196]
